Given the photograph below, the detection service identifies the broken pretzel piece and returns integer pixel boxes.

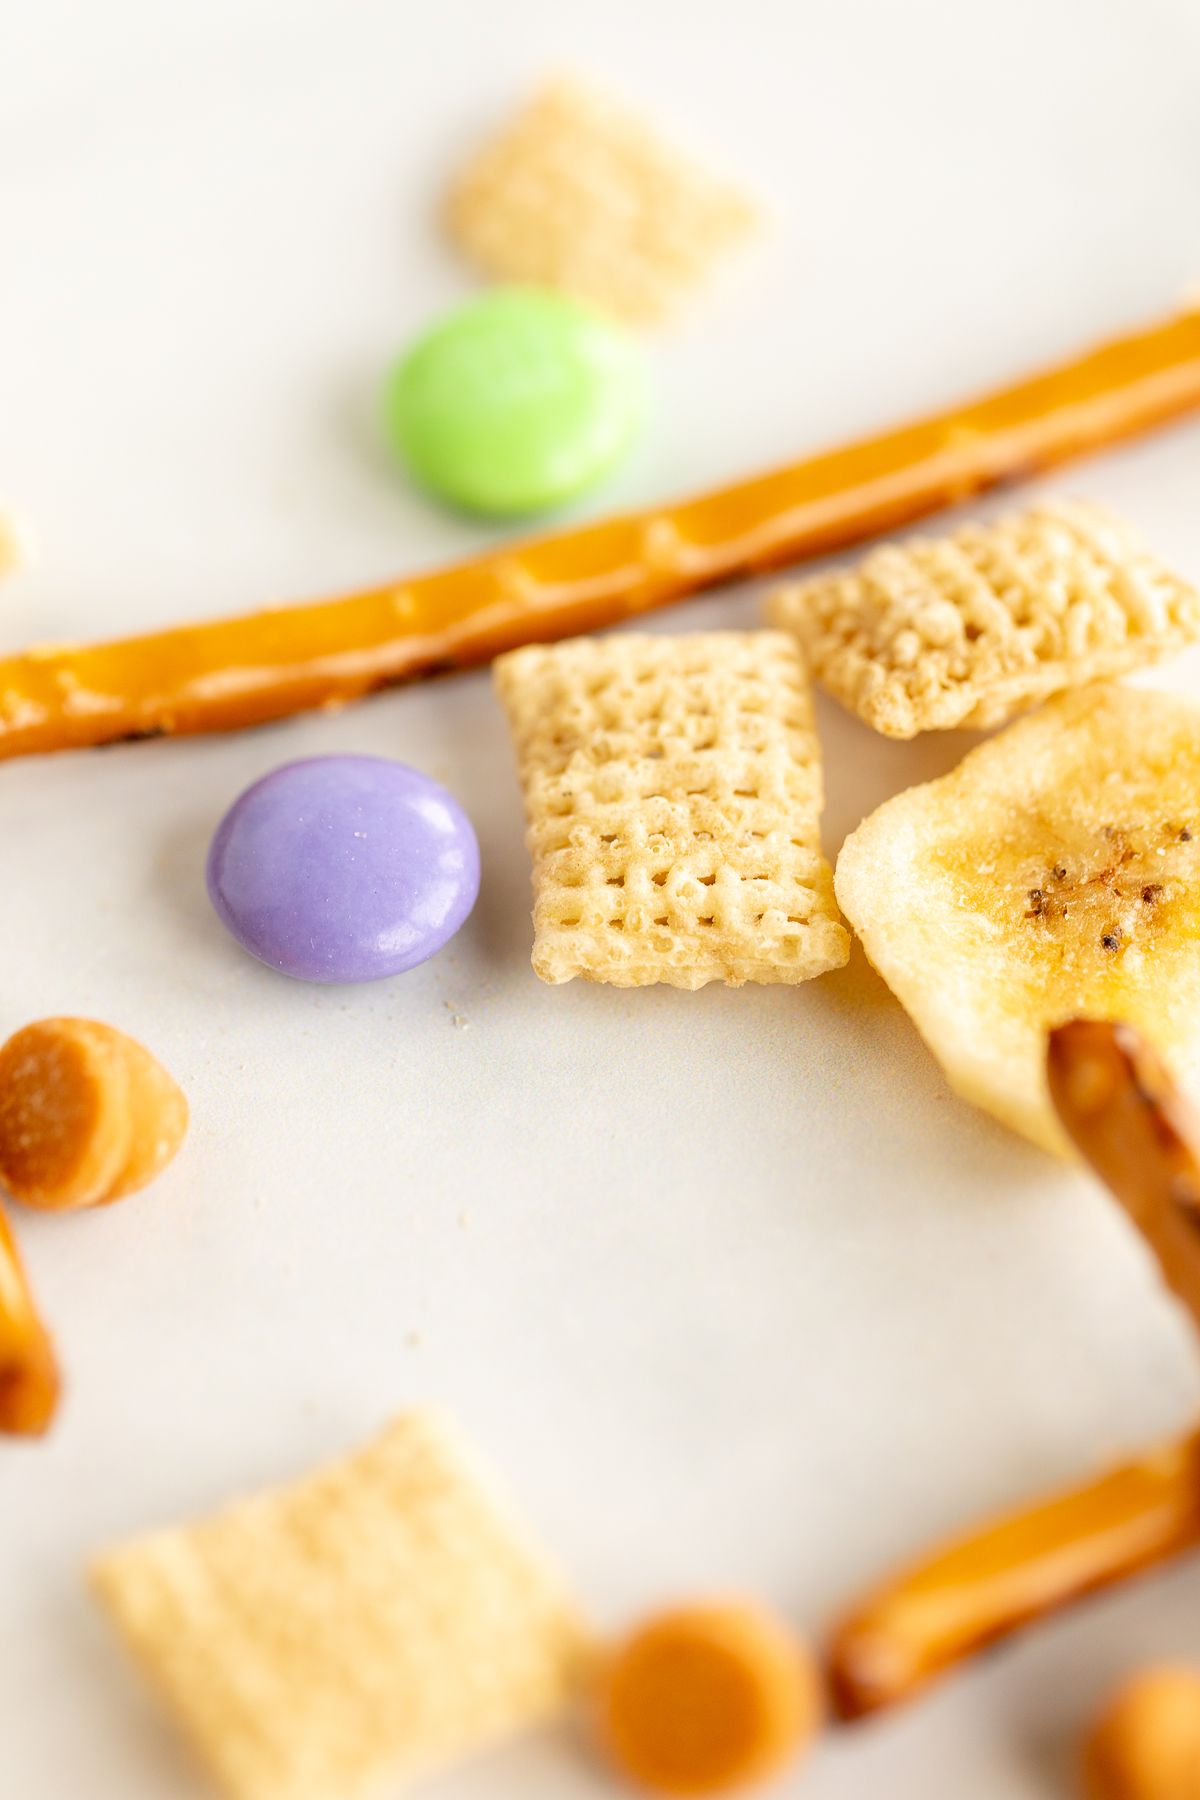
[827,1431,1200,1721]
[0,1204,60,1437]
[1048,1018,1200,1337]
[827,1019,1200,1721]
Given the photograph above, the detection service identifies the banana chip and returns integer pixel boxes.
[836,685,1200,1152]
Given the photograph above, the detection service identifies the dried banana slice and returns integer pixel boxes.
[836,685,1200,1152]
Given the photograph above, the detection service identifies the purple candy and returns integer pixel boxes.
[206,755,480,982]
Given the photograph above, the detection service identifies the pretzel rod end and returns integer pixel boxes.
[1048,1019,1200,1337]
[0,1207,61,1438]
[0,1350,61,1437]
[825,1614,921,1721]
[1047,1019,1200,1176]
[825,1432,1200,1722]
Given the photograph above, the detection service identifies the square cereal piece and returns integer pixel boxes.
[836,685,1200,1152]
[494,631,849,989]
[445,77,757,325]
[90,1414,591,1800]
[769,501,1200,738]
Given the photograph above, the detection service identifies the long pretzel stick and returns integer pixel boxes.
[0,1205,60,1436]
[4,304,1200,760]
[1048,1019,1200,1336]
[827,1431,1200,1720]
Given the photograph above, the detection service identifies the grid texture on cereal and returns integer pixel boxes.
[445,78,756,325]
[494,632,849,989]
[769,501,1200,738]
[90,1414,590,1800]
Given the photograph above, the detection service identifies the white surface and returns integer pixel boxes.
[4,2,1200,1795]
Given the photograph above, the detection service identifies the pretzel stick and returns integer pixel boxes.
[4,304,1200,760]
[1048,1019,1200,1335]
[0,1205,60,1437]
[828,1022,1200,1720]
[827,1431,1200,1720]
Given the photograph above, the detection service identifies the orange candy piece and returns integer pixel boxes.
[1084,1666,1200,1799]
[597,1602,821,1796]
[0,1018,188,1212]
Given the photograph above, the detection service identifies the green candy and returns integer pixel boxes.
[385,287,646,519]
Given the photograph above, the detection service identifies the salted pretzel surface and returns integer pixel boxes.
[2,305,1200,760]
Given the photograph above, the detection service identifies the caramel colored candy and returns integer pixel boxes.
[0,1019,187,1211]
[597,1601,821,1796]
[1084,1667,1200,1799]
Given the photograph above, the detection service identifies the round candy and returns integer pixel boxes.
[384,286,646,518]
[597,1602,821,1797]
[206,756,480,983]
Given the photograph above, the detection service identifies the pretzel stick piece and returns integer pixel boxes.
[0,1206,60,1437]
[3,305,1200,759]
[828,1019,1200,1720]
[827,1432,1200,1720]
[1048,1019,1200,1335]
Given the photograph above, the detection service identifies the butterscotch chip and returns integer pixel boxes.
[494,631,849,989]
[0,1020,130,1209]
[769,501,1200,737]
[90,1414,591,1800]
[836,685,1200,1152]
[0,1018,187,1212]
[598,1602,821,1796]
[446,78,757,325]
[1083,1665,1200,1799]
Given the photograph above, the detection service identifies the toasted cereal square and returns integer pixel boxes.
[445,77,757,325]
[836,685,1200,1153]
[90,1414,591,1800]
[769,501,1200,738]
[494,631,850,989]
